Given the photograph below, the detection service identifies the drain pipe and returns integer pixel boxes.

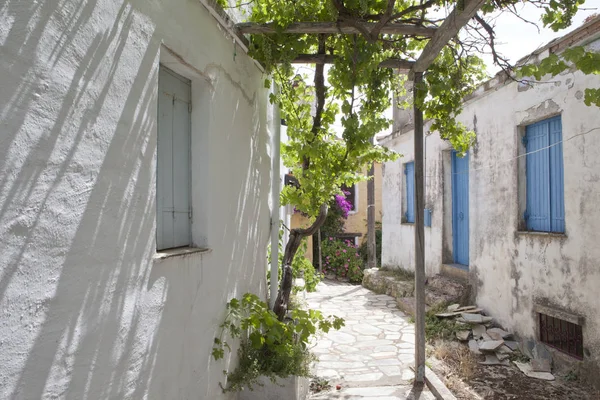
[269,82,281,309]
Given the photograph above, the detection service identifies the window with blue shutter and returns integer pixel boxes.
[405,162,415,223]
[424,208,432,227]
[157,66,192,250]
[524,116,565,233]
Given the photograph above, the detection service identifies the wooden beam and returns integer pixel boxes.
[237,22,437,37]
[412,72,426,383]
[290,54,414,70]
[290,54,337,64]
[199,0,249,51]
[410,0,486,77]
[378,58,415,70]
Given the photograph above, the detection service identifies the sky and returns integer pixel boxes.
[294,0,600,134]
[473,0,600,74]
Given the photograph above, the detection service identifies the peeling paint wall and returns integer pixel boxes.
[0,1,270,399]
[382,41,600,380]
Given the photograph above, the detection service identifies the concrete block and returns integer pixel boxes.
[239,376,310,400]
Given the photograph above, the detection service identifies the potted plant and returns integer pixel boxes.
[212,293,344,399]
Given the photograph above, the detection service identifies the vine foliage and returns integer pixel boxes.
[212,293,344,392]
[217,0,591,319]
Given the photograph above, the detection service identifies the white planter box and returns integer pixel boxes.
[238,375,309,400]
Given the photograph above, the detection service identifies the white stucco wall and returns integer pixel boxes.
[381,42,600,376]
[0,1,271,399]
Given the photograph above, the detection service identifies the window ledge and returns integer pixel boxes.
[401,222,415,226]
[154,246,212,261]
[516,231,567,239]
[533,303,584,326]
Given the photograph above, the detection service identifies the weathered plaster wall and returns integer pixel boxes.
[0,1,270,399]
[380,125,446,277]
[381,44,600,376]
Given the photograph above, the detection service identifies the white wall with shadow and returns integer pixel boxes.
[0,0,271,399]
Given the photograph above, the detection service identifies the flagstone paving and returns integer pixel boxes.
[306,280,436,399]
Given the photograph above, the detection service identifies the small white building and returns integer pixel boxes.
[380,17,600,385]
[0,1,274,399]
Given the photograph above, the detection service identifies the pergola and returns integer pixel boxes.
[206,0,486,383]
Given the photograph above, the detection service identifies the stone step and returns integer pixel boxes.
[363,269,414,298]
[395,297,432,318]
[426,274,467,299]
[363,269,469,316]
[396,297,416,318]
[440,263,469,282]
[398,289,461,317]
[424,286,460,308]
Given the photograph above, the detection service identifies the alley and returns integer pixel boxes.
[307,280,436,399]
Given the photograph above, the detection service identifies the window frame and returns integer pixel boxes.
[404,161,415,223]
[156,65,193,251]
[522,115,565,234]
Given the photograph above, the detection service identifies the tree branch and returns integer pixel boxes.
[410,0,486,77]
[236,21,436,36]
[390,0,436,22]
[370,0,397,38]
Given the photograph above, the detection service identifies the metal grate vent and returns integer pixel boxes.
[539,313,583,359]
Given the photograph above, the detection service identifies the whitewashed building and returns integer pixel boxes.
[0,1,274,399]
[380,17,600,385]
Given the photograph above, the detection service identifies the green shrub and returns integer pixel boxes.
[292,240,321,293]
[268,227,322,293]
[212,293,344,392]
[321,237,364,283]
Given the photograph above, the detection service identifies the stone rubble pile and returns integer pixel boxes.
[436,304,555,381]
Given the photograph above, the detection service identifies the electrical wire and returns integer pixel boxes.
[424,126,600,177]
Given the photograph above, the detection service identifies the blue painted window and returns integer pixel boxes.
[404,162,415,223]
[157,66,192,250]
[524,116,565,233]
[424,208,432,227]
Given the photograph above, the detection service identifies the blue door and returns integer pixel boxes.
[452,151,469,266]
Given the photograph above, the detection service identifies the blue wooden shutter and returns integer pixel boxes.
[525,116,564,233]
[405,162,415,223]
[525,121,551,231]
[549,117,565,232]
[157,67,191,250]
[424,208,432,227]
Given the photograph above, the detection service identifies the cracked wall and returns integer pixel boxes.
[381,40,600,385]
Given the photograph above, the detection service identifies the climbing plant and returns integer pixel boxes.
[518,45,600,106]
[218,0,589,319]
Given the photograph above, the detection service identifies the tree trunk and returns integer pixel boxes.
[273,204,328,320]
[273,36,329,320]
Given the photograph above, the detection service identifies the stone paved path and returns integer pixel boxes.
[306,280,436,399]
